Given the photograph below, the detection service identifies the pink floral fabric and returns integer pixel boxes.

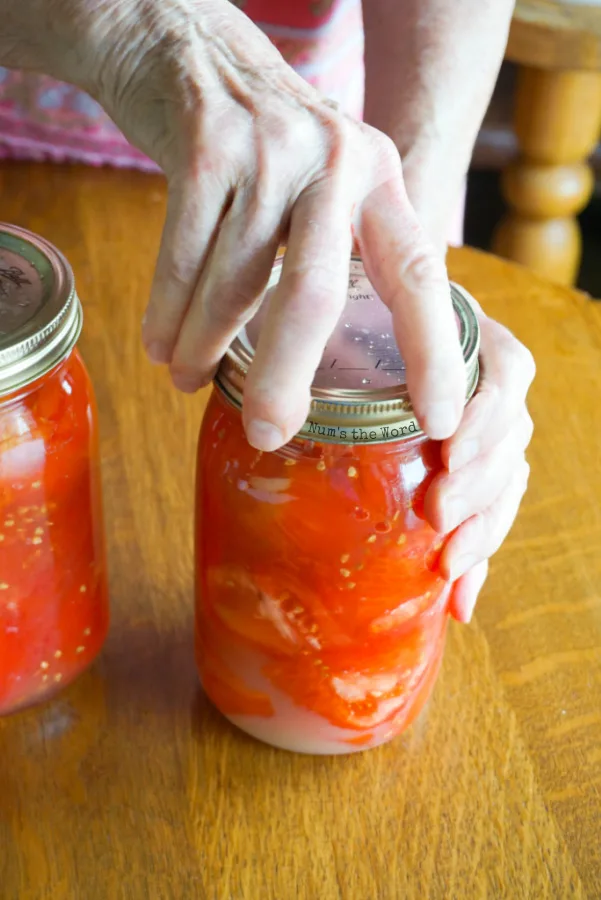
[0,0,364,170]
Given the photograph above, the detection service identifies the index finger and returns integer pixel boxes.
[243,175,354,450]
[356,174,466,440]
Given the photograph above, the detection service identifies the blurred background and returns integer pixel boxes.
[466,59,601,298]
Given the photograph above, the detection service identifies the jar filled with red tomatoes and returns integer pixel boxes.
[195,256,479,754]
[0,224,109,716]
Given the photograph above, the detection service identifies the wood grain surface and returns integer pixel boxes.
[508,0,601,71]
[1,164,600,900]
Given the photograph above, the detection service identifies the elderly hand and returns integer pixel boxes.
[20,0,534,621]
[60,0,466,450]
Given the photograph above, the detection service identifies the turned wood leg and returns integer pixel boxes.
[493,67,601,286]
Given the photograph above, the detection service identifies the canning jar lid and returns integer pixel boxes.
[0,224,82,398]
[216,254,480,445]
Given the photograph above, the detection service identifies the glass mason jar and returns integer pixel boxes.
[0,224,109,716]
[195,256,479,754]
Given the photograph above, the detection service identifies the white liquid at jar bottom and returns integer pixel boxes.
[225,709,400,755]
[203,637,441,755]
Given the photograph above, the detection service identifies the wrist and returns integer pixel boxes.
[399,138,467,251]
[364,89,472,250]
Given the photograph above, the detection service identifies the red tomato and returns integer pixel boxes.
[196,392,449,745]
[0,352,109,716]
[196,630,274,718]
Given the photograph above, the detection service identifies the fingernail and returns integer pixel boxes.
[456,591,478,624]
[449,438,479,472]
[146,341,170,365]
[453,563,488,623]
[424,400,461,440]
[444,495,468,531]
[450,553,477,583]
[246,419,284,451]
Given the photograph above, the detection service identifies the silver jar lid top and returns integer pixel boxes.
[0,223,82,398]
[216,255,480,445]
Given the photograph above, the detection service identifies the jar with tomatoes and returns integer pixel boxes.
[195,256,479,754]
[0,224,109,716]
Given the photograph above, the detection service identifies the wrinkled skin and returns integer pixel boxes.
[1,0,535,620]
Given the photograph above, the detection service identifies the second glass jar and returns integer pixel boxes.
[0,224,109,716]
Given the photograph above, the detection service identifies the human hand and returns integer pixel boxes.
[14,0,534,623]
[61,0,467,450]
[423,302,536,623]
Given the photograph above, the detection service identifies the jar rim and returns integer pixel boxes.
[215,254,480,446]
[0,224,82,398]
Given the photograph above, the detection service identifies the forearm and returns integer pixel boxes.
[1,1,71,74]
[0,0,120,88]
[363,0,514,244]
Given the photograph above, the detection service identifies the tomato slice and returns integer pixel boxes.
[379,620,448,738]
[368,585,447,635]
[203,565,355,655]
[263,620,440,732]
[341,532,445,626]
[263,652,414,731]
[203,566,298,655]
[195,393,450,745]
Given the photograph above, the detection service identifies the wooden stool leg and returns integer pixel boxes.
[493,67,601,286]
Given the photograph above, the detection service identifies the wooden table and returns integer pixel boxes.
[1,164,601,900]
[492,0,601,286]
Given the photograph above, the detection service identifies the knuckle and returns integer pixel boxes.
[373,131,401,171]
[323,119,351,164]
[280,265,347,322]
[262,112,298,152]
[264,109,320,160]
[212,285,260,330]
[496,330,535,382]
[255,114,298,157]
[400,249,446,290]
[282,260,338,294]
[171,155,231,201]
[486,321,536,386]
[162,255,199,295]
